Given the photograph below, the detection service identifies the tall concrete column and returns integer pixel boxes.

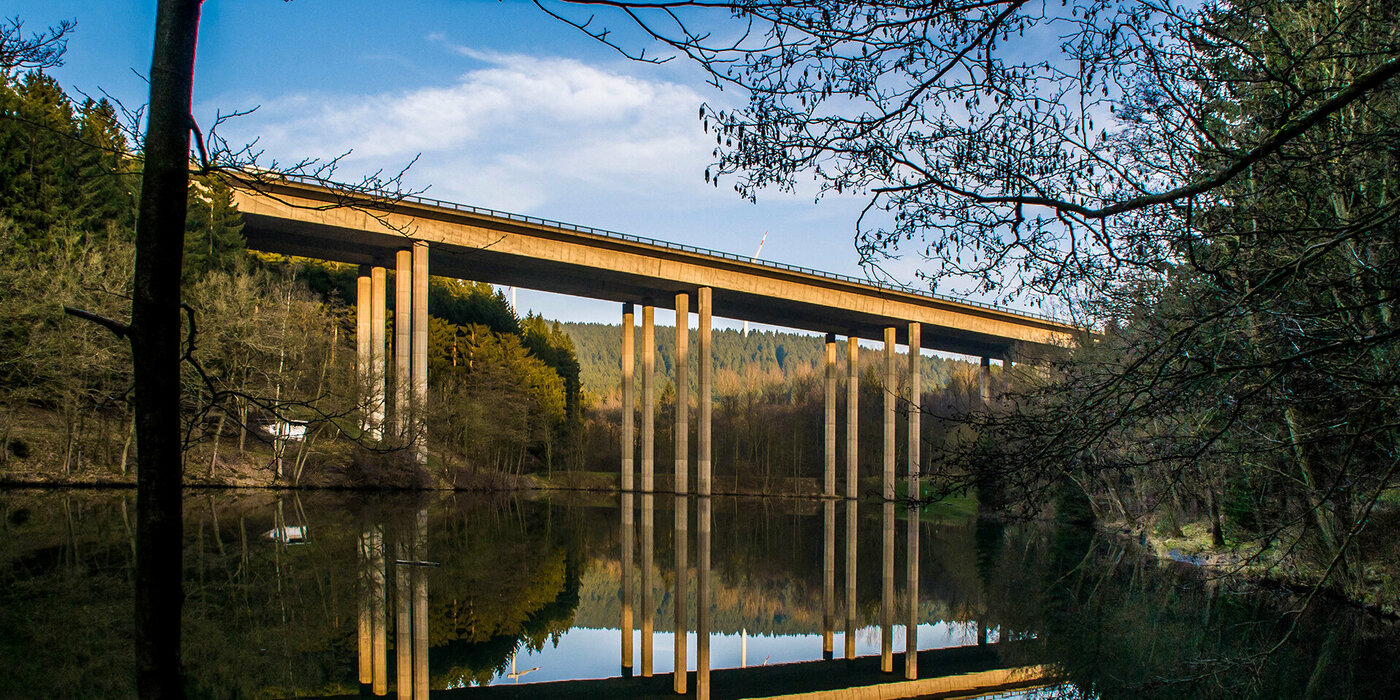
[844,499,858,659]
[697,287,712,496]
[697,496,711,700]
[905,504,920,680]
[846,336,859,499]
[907,323,921,498]
[621,304,635,492]
[883,326,896,500]
[641,492,655,677]
[370,266,388,441]
[411,242,429,463]
[675,293,689,494]
[881,501,895,672]
[356,270,371,434]
[980,355,991,405]
[822,500,835,661]
[358,529,374,687]
[412,510,428,699]
[673,494,688,694]
[394,250,412,438]
[371,525,387,696]
[824,333,837,498]
[621,492,635,676]
[395,537,411,699]
[642,305,655,493]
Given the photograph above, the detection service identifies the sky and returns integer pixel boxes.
[13,1,991,340]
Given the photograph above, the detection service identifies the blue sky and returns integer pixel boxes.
[13,1,960,332]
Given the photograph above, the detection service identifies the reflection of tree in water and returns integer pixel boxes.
[985,526,1400,699]
[425,498,585,688]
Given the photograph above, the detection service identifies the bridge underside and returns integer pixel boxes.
[307,643,1050,700]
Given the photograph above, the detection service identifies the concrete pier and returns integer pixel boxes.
[846,336,859,499]
[370,266,387,441]
[823,499,835,660]
[411,242,428,462]
[371,525,387,696]
[905,504,920,680]
[825,333,837,498]
[675,293,689,494]
[698,287,712,496]
[621,492,635,676]
[395,250,412,437]
[642,305,655,493]
[641,492,655,676]
[674,494,689,694]
[845,499,858,660]
[884,327,896,500]
[881,502,895,672]
[980,355,991,404]
[621,304,635,491]
[413,510,428,698]
[395,537,411,699]
[697,496,712,700]
[356,271,371,434]
[908,323,921,498]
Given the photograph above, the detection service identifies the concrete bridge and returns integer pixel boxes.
[229,176,1080,497]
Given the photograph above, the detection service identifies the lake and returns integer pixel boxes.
[1,488,1396,698]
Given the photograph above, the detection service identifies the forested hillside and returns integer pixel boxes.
[561,322,963,401]
[0,59,581,485]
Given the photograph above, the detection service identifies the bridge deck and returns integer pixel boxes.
[231,178,1078,357]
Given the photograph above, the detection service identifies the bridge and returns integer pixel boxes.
[229,177,1080,497]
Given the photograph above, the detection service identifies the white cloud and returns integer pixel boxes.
[212,50,719,213]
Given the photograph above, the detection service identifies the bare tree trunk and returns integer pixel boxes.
[119,408,135,476]
[208,408,226,479]
[131,2,201,697]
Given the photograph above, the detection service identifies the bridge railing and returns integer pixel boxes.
[274,173,1067,325]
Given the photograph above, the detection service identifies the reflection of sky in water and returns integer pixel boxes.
[486,622,1003,686]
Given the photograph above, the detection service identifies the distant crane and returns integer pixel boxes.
[743,230,769,337]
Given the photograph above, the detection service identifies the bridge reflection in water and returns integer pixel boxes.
[341,495,1051,700]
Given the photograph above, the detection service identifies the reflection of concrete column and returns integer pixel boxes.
[642,305,655,493]
[980,355,991,405]
[641,493,655,677]
[413,510,428,698]
[621,492,635,676]
[411,242,429,463]
[357,271,371,433]
[883,327,896,500]
[395,250,412,438]
[371,525,388,696]
[622,304,635,492]
[673,494,689,694]
[822,500,835,661]
[359,529,373,686]
[907,323,921,498]
[881,502,895,673]
[697,288,712,496]
[846,336,859,499]
[824,334,836,498]
[675,293,689,494]
[395,537,411,700]
[697,496,711,700]
[370,266,387,441]
[905,505,920,680]
[844,500,857,660]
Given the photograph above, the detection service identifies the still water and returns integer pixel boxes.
[1,489,1397,699]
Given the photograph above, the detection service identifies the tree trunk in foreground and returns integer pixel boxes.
[132,1,200,697]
